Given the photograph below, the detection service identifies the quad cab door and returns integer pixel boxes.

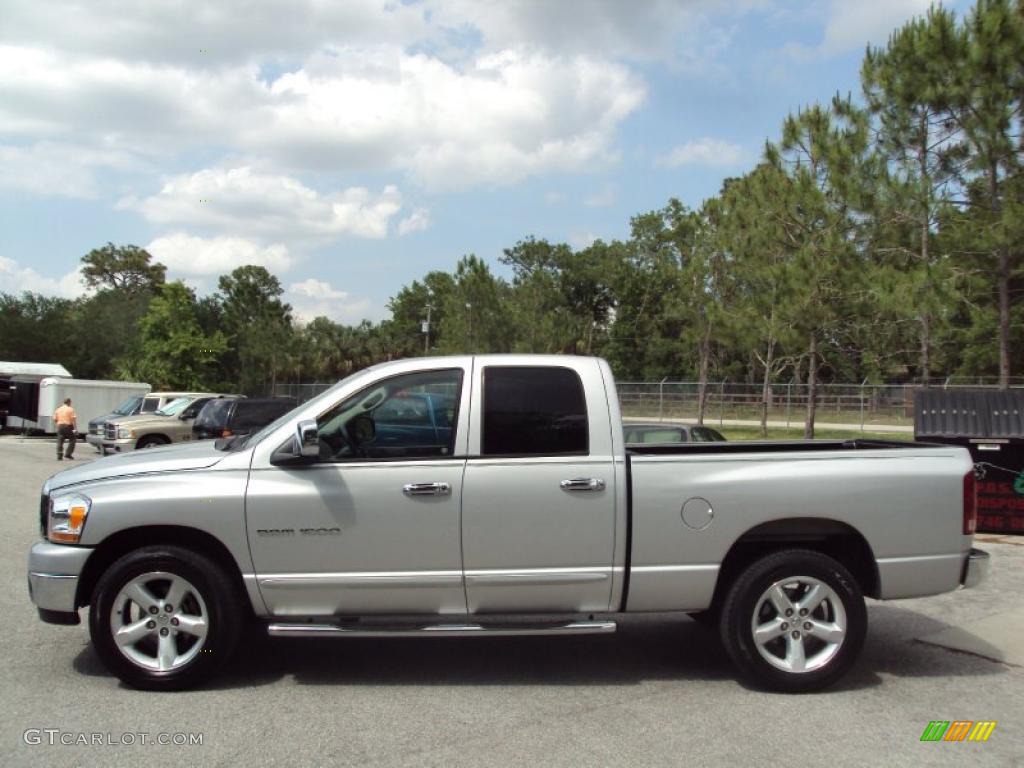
[245,364,471,617]
[460,362,618,613]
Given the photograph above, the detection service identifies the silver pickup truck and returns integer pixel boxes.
[27,355,989,692]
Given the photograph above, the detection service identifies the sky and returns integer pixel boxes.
[0,0,973,324]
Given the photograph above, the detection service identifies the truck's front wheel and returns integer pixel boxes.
[89,546,241,690]
[720,549,866,693]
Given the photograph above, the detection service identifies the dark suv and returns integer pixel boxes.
[192,396,297,440]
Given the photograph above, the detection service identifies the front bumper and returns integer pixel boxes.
[27,540,94,624]
[101,437,136,453]
[961,548,990,589]
[85,433,104,449]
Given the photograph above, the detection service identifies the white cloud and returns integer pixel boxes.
[287,278,374,324]
[253,48,646,188]
[821,0,932,54]
[657,138,746,168]
[0,0,430,66]
[397,208,431,236]
[428,0,770,63]
[0,42,646,191]
[0,256,85,297]
[146,234,295,277]
[0,142,142,199]
[125,167,403,241]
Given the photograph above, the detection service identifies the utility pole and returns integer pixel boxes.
[422,304,432,354]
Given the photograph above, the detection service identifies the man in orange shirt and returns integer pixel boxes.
[54,398,77,460]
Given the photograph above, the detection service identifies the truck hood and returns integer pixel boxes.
[108,413,179,429]
[46,441,227,491]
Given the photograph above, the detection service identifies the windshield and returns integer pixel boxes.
[114,395,143,415]
[194,398,233,428]
[155,397,191,417]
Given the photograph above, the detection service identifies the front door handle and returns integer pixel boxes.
[403,482,452,497]
[560,478,606,492]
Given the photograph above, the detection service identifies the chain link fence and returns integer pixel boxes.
[617,380,1024,428]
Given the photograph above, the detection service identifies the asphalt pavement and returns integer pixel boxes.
[1,436,1021,767]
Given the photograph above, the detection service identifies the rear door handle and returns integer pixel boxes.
[560,478,606,492]
[403,482,452,497]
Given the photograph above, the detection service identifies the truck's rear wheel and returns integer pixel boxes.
[89,546,241,690]
[720,549,866,693]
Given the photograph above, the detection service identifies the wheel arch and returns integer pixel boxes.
[135,433,171,448]
[709,518,879,611]
[76,525,252,614]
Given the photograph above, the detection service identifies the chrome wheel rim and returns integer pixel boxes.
[109,571,209,672]
[750,575,846,674]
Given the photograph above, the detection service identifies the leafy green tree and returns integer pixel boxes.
[437,256,513,353]
[953,0,1023,387]
[766,100,869,437]
[217,266,294,395]
[861,6,966,384]
[501,238,572,353]
[0,292,76,365]
[386,271,457,357]
[121,281,226,389]
[716,165,802,434]
[605,218,682,380]
[557,241,615,355]
[81,243,166,293]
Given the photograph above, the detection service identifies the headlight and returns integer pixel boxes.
[117,427,133,439]
[48,494,91,544]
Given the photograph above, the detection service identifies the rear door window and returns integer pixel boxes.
[481,367,588,456]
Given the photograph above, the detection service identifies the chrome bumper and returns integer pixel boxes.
[101,438,136,453]
[85,433,104,448]
[961,548,990,589]
[27,540,93,621]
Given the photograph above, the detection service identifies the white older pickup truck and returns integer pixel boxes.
[28,355,988,691]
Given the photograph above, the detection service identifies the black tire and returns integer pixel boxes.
[89,545,242,691]
[136,435,169,449]
[720,549,866,693]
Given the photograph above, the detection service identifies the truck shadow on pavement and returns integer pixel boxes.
[71,606,1010,693]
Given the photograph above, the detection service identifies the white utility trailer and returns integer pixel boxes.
[36,378,150,434]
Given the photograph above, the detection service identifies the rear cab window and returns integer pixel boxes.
[481,366,588,456]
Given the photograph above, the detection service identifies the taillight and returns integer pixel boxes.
[963,469,977,535]
[221,429,233,437]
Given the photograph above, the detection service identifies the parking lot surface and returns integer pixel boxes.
[2,436,1022,767]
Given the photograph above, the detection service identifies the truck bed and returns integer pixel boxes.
[621,439,973,613]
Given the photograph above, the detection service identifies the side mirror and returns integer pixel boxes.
[296,419,319,458]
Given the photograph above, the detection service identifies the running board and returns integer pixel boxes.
[267,620,617,638]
